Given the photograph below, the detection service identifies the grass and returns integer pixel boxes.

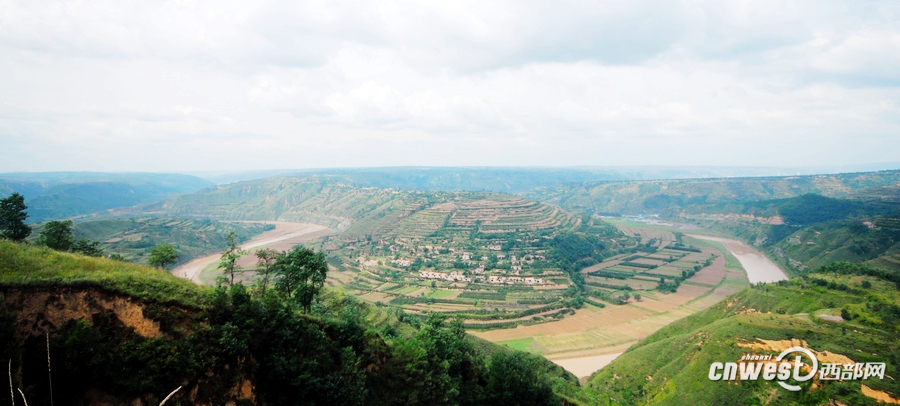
[395,285,422,295]
[0,240,210,309]
[499,338,536,352]
[585,266,900,405]
[426,289,457,299]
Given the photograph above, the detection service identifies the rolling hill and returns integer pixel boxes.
[585,261,900,405]
[198,166,828,191]
[130,175,637,326]
[140,175,583,240]
[0,172,214,222]
[667,190,900,274]
[523,170,900,216]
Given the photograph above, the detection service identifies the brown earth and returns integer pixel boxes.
[2,288,162,338]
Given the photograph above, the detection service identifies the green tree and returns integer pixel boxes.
[37,220,75,251]
[485,351,557,405]
[148,244,179,269]
[218,232,247,286]
[255,248,279,295]
[72,238,104,257]
[108,253,127,262]
[0,192,31,242]
[273,246,328,312]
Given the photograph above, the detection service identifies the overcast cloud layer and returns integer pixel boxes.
[1,1,899,172]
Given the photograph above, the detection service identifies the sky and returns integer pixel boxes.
[1,1,899,173]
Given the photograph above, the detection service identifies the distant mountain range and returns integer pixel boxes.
[524,170,900,215]
[193,164,900,188]
[0,172,213,223]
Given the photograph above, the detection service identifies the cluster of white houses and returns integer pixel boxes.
[391,258,413,267]
[417,270,545,285]
[418,271,472,283]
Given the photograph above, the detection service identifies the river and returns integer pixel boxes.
[687,234,789,283]
[172,222,330,284]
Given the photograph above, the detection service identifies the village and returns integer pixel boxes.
[352,233,561,288]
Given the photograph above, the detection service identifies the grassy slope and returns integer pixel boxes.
[0,239,210,308]
[0,239,420,332]
[585,264,900,405]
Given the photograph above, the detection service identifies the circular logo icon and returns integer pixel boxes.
[775,346,819,391]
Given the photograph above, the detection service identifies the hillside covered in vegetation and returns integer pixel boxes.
[669,191,900,274]
[585,261,900,405]
[0,240,583,405]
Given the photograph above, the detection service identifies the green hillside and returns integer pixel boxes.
[64,217,272,265]
[0,240,582,405]
[0,172,213,222]
[584,262,900,405]
[524,170,900,215]
[669,193,900,274]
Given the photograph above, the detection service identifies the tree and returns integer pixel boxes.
[255,248,279,295]
[485,351,557,405]
[37,220,75,251]
[108,253,127,262]
[218,232,247,286]
[0,192,31,242]
[273,246,328,312]
[148,244,179,269]
[72,238,104,257]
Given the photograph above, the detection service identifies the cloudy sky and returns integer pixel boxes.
[1,1,898,173]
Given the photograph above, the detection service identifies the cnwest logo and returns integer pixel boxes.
[709,346,886,391]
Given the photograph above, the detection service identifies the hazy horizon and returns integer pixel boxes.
[2,1,898,172]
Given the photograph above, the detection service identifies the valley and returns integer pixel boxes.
[687,235,788,284]
[472,223,754,378]
[3,167,898,405]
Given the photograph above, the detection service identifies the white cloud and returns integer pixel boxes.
[0,1,898,172]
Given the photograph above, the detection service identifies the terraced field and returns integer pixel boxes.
[471,222,751,377]
[150,176,580,241]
